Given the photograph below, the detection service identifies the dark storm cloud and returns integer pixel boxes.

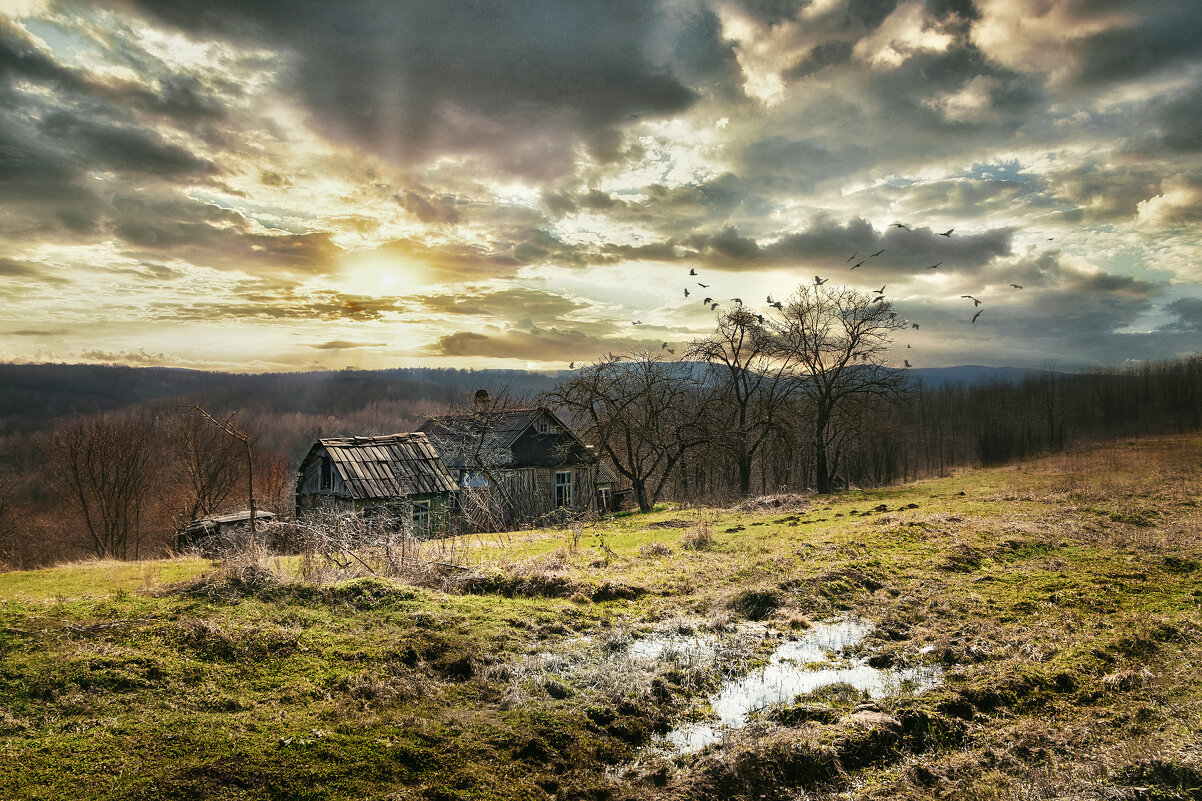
[1161,298,1202,332]
[37,110,216,177]
[887,172,1053,220]
[1153,86,1202,154]
[1125,84,1202,156]
[396,189,461,225]
[107,191,342,275]
[1041,163,1164,224]
[0,18,231,126]
[0,256,69,284]
[1058,1,1202,89]
[421,286,583,323]
[425,319,634,361]
[992,252,1160,297]
[114,0,720,178]
[166,289,403,323]
[547,173,753,239]
[783,41,855,81]
[669,217,1013,273]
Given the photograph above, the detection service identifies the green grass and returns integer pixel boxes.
[2,434,1201,800]
[0,556,212,603]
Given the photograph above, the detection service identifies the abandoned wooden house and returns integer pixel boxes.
[417,391,618,522]
[294,432,458,536]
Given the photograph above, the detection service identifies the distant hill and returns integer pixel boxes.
[905,365,1060,387]
[0,361,1062,435]
[0,363,564,434]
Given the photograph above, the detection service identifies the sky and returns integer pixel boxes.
[1,0,1200,373]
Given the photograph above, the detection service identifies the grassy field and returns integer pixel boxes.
[2,435,1200,800]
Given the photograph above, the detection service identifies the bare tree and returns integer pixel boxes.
[544,350,705,513]
[768,284,909,494]
[686,306,796,496]
[169,409,244,527]
[53,411,157,559]
[188,405,260,540]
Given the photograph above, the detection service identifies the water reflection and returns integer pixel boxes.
[634,617,941,754]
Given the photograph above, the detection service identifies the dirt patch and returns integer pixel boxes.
[646,519,691,529]
[735,493,815,512]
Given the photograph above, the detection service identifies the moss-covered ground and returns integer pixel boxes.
[2,434,1200,800]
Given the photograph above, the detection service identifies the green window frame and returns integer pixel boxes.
[555,471,572,508]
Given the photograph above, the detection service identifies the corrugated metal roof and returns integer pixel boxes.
[316,432,458,500]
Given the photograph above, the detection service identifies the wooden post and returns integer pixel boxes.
[189,405,258,543]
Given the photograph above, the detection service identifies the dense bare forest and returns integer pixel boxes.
[1,337,1200,569]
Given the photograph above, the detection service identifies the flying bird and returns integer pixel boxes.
[662,343,675,353]
[756,314,766,324]
[961,295,982,306]
[684,288,690,297]
[704,297,713,304]
[770,301,783,309]
[873,295,885,303]
[698,282,709,288]
[689,268,697,275]
[912,323,920,329]
[846,252,857,263]
[938,229,954,237]
[632,320,643,325]
[1010,284,1023,289]
[928,261,942,269]
[814,276,827,286]
[874,285,885,295]
[851,261,865,270]
[906,344,911,348]
[710,302,720,310]
[870,249,885,257]
[891,223,911,231]
[569,362,575,368]
[904,359,912,368]
[731,298,743,305]
[972,310,983,323]
[766,294,775,303]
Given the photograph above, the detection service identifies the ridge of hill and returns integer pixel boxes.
[0,362,1053,434]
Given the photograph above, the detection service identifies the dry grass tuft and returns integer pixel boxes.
[639,541,673,558]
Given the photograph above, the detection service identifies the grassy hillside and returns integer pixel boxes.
[2,436,1200,800]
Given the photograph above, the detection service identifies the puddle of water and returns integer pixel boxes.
[646,617,942,754]
[626,631,718,661]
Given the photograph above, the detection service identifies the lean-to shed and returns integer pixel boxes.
[295,432,458,536]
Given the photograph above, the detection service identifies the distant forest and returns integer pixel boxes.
[1,353,1200,570]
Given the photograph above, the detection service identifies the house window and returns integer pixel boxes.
[320,455,332,490]
[412,500,431,536]
[555,471,573,507]
[536,417,560,434]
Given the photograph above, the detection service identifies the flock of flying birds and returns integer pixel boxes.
[567,223,1033,371]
